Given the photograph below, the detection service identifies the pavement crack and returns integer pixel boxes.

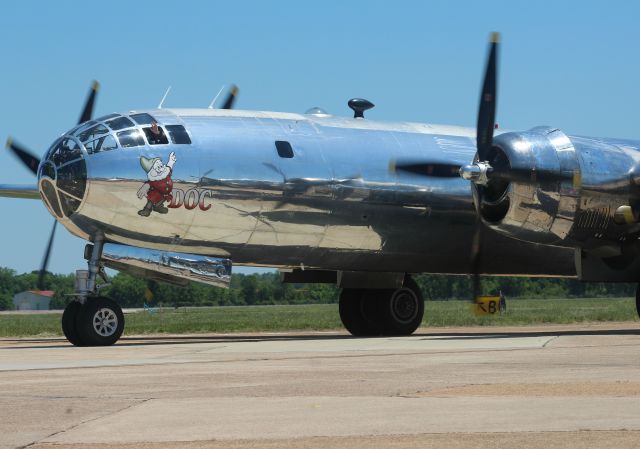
[542,335,560,347]
[18,398,152,449]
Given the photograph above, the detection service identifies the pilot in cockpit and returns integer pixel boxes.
[142,121,169,146]
[147,121,163,145]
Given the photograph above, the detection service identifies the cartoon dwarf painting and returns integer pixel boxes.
[136,151,177,217]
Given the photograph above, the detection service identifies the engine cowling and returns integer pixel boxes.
[478,126,581,245]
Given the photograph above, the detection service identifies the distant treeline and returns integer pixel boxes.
[0,266,636,310]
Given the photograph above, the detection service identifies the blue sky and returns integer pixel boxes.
[1,0,639,275]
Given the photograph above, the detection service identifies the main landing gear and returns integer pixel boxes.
[339,276,424,336]
[62,234,125,346]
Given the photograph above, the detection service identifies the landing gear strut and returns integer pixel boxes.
[62,234,125,346]
[339,276,424,336]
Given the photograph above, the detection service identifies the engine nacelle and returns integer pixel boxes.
[479,126,581,245]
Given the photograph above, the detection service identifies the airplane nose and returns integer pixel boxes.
[38,136,87,219]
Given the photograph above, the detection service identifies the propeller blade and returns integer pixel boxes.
[470,222,482,301]
[78,80,100,124]
[6,138,40,176]
[476,32,499,162]
[37,220,57,290]
[470,186,483,302]
[390,161,461,177]
[468,32,499,301]
[220,84,239,109]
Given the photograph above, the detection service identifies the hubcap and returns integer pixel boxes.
[92,308,118,337]
[391,289,418,323]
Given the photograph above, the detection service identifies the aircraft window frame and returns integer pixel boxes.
[73,121,96,137]
[106,116,135,131]
[85,134,118,154]
[130,113,156,125]
[51,138,83,166]
[275,140,294,158]
[39,161,56,180]
[59,192,82,217]
[56,159,87,199]
[166,125,192,144]
[95,113,120,122]
[40,179,63,218]
[142,126,169,145]
[77,124,109,143]
[116,129,146,148]
[44,137,63,162]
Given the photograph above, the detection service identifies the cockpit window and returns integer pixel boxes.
[95,113,119,122]
[39,161,56,180]
[77,124,109,143]
[73,121,96,137]
[106,116,135,131]
[130,113,156,125]
[51,138,82,165]
[85,135,118,154]
[166,125,192,144]
[143,125,169,145]
[57,159,87,199]
[117,129,145,148]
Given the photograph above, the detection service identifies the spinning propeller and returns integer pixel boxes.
[221,84,239,110]
[5,81,100,290]
[390,33,573,300]
[209,84,240,110]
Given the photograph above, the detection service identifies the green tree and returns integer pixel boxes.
[0,292,12,311]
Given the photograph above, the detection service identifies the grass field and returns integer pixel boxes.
[0,297,638,338]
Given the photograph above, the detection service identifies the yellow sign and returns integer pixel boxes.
[473,295,501,315]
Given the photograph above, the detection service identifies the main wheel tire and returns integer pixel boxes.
[636,284,640,319]
[76,297,125,346]
[380,277,424,336]
[61,301,82,346]
[339,289,378,336]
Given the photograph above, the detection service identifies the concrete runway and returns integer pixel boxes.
[1,323,640,449]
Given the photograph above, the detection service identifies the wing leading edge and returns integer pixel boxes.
[0,184,40,199]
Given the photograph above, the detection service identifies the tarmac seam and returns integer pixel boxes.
[542,335,559,347]
[0,345,556,373]
[17,398,152,449]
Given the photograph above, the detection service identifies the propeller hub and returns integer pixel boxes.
[460,161,492,185]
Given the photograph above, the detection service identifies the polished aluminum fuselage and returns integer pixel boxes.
[57,109,577,276]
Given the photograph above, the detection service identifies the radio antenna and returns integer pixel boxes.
[158,86,172,109]
[208,86,225,109]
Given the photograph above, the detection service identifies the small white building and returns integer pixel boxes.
[13,291,54,311]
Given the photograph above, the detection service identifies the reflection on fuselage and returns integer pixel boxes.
[41,108,576,276]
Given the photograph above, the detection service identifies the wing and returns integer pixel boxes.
[0,184,40,199]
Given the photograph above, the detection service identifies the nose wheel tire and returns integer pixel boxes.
[62,297,124,346]
[61,301,82,346]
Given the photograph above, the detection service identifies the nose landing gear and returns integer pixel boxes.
[62,297,124,346]
[62,233,125,346]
